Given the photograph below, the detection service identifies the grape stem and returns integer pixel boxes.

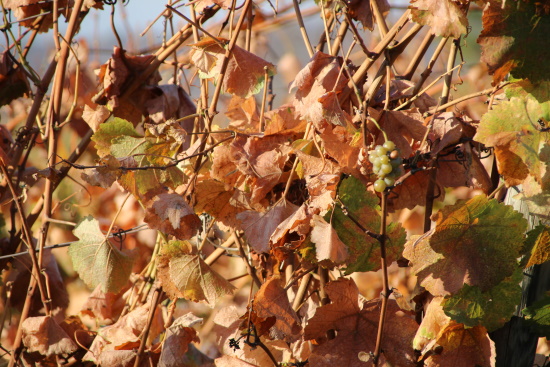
[367,116,388,143]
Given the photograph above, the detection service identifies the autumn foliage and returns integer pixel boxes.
[0,0,549,366]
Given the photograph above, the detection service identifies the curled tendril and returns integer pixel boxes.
[112,227,127,250]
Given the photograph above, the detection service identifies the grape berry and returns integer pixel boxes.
[368,141,403,192]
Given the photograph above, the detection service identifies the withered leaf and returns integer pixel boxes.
[144,193,202,240]
[22,316,78,357]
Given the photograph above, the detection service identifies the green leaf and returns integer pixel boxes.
[69,216,134,293]
[403,195,527,296]
[474,94,550,184]
[92,118,141,158]
[522,293,550,338]
[327,176,406,274]
[477,1,550,84]
[442,268,523,332]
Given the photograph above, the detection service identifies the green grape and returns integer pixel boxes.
[384,177,395,186]
[380,164,393,174]
[379,155,390,164]
[368,153,378,163]
[375,145,387,156]
[373,179,387,192]
[383,141,396,151]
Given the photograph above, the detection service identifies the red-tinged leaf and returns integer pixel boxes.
[80,285,126,324]
[253,276,302,342]
[264,105,307,136]
[329,176,406,274]
[0,51,29,106]
[157,240,235,306]
[310,215,349,264]
[424,323,496,367]
[368,108,427,158]
[144,193,202,240]
[474,94,550,185]
[69,216,135,293]
[318,125,362,175]
[304,278,418,367]
[237,199,299,253]
[410,0,468,38]
[290,51,348,128]
[442,268,522,332]
[477,1,550,84]
[225,95,260,132]
[158,313,202,366]
[21,316,78,357]
[524,225,550,268]
[347,0,389,31]
[403,195,527,296]
[190,38,276,98]
[84,302,163,364]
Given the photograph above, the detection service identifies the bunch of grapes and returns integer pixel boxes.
[368,141,403,192]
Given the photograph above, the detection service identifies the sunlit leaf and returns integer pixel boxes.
[523,225,550,268]
[69,216,134,294]
[410,0,468,38]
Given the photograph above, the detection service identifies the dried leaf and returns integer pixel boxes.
[309,215,349,264]
[304,278,417,367]
[82,104,110,132]
[80,285,125,324]
[144,193,202,240]
[69,216,135,293]
[253,276,302,342]
[22,316,78,357]
[403,195,527,296]
[347,0,389,30]
[157,240,235,306]
[190,38,276,98]
[158,313,202,366]
[0,51,29,106]
[237,199,299,253]
[524,225,550,268]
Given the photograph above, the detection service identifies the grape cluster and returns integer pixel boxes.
[368,141,403,192]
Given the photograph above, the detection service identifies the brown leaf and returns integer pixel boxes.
[494,145,530,186]
[225,95,260,132]
[424,323,496,367]
[387,169,445,211]
[158,313,202,366]
[157,241,236,306]
[304,278,418,367]
[80,284,126,324]
[310,215,349,264]
[413,296,451,351]
[214,355,258,367]
[270,203,315,254]
[318,125,362,175]
[237,199,299,253]
[144,193,202,240]
[82,104,110,132]
[84,302,163,364]
[264,105,307,136]
[347,0,390,31]
[21,316,78,357]
[0,51,29,106]
[290,52,348,128]
[144,84,196,124]
[193,178,244,227]
[190,38,276,98]
[369,108,427,158]
[253,276,302,342]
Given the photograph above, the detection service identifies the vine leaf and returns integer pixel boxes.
[403,195,527,296]
[474,94,550,185]
[290,51,348,128]
[309,214,349,264]
[158,313,202,366]
[190,38,276,98]
[522,292,550,338]
[477,1,550,84]
[144,193,202,240]
[69,216,135,293]
[409,0,468,38]
[0,51,30,107]
[330,175,406,274]
[441,268,523,332]
[304,278,418,367]
[237,199,299,253]
[523,225,550,268]
[21,316,78,357]
[82,104,110,132]
[252,276,302,343]
[157,241,236,307]
[413,296,450,351]
[347,0,389,31]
